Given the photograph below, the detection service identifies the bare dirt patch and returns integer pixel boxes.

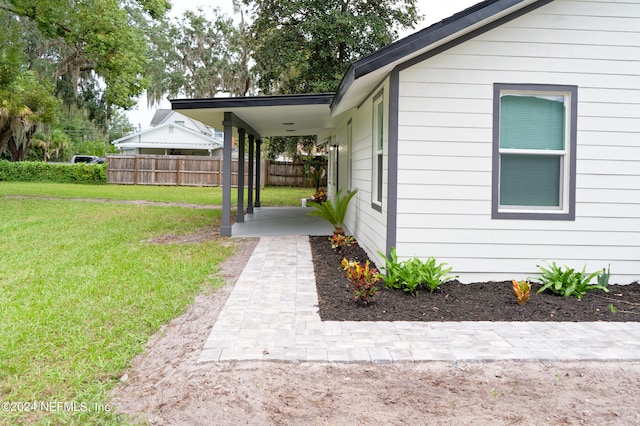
[5,195,220,210]
[145,226,222,245]
[110,237,640,425]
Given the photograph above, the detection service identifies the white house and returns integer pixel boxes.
[172,0,640,283]
[112,110,224,156]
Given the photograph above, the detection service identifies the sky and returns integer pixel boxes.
[126,0,480,128]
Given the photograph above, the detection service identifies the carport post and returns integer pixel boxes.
[247,134,255,214]
[255,139,262,207]
[220,114,233,236]
[236,128,246,223]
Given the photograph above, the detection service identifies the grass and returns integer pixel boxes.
[0,197,236,424]
[0,182,313,207]
[0,182,314,424]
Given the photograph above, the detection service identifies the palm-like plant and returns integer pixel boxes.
[307,188,357,235]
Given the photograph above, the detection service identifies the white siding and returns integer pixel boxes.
[335,80,391,265]
[396,0,640,282]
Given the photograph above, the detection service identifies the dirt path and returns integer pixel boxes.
[110,238,640,425]
[4,195,220,209]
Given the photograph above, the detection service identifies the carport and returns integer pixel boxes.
[171,94,336,236]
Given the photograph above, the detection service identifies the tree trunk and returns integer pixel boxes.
[0,127,12,156]
[7,137,27,161]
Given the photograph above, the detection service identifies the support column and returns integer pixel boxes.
[220,114,233,237]
[255,139,262,207]
[236,128,246,223]
[247,134,255,214]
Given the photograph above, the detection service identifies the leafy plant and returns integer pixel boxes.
[598,264,611,288]
[304,160,325,190]
[536,262,610,299]
[377,246,403,286]
[307,188,357,234]
[329,233,355,251]
[511,279,531,305]
[312,186,327,203]
[378,248,456,295]
[341,258,381,305]
[609,303,618,314]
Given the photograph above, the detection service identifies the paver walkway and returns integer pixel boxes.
[199,235,640,364]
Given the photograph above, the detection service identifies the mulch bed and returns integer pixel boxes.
[310,236,640,322]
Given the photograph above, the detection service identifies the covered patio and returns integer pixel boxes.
[171,94,336,237]
[231,207,333,237]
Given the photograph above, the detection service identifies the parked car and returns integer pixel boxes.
[71,155,99,164]
[87,157,105,164]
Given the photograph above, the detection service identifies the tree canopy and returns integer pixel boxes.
[143,5,253,105]
[0,0,421,162]
[0,0,169,160]
[243,0,419,94]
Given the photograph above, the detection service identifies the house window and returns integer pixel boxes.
[372,92,384,210]
[492,83,577,220]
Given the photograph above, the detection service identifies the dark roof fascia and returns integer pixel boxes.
[395,0,553,73]
[331,0,535,110]
[171,93,335,111]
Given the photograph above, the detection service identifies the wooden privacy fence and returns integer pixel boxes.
[265,160,327,187]
[106,154,267,187]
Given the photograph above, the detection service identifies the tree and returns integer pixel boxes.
[0,71,60,161]
[109,108,135,143]
[244,0,419,160]
[3,0,169,109]
[144,5,254,106]
[243,0,419,95]
[0,0,169,160]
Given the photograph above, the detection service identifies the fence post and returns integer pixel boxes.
[176,156,180,186]
[133,155,138,185]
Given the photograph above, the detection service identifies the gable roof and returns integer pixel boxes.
[331,0,550,116]
[112,122,223,151]
[172,0,551,137]
[150,109,173,126]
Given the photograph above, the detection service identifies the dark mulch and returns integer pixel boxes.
[310,236,640,322]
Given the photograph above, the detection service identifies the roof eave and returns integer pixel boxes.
[331,0,545,114]
[171,93,334,111]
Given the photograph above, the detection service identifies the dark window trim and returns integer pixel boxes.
[386,70,399,256]
[492,83,577,221]
[372,90,384,212]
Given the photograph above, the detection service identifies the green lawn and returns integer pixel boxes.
[0,182,313,207]
[0,182,322,424]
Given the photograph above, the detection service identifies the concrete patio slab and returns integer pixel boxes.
[232,207,333,237]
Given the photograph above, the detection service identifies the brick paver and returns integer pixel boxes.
[199,236,640,364]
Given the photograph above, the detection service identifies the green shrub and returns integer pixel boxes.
[378,247,457,295]
[0,160,106,184]
[307,188,357,234]
[536,262,610,299]
[341,258,381,305]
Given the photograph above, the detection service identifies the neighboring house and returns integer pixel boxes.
[172,0,640,283]
[112,110,224,156]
